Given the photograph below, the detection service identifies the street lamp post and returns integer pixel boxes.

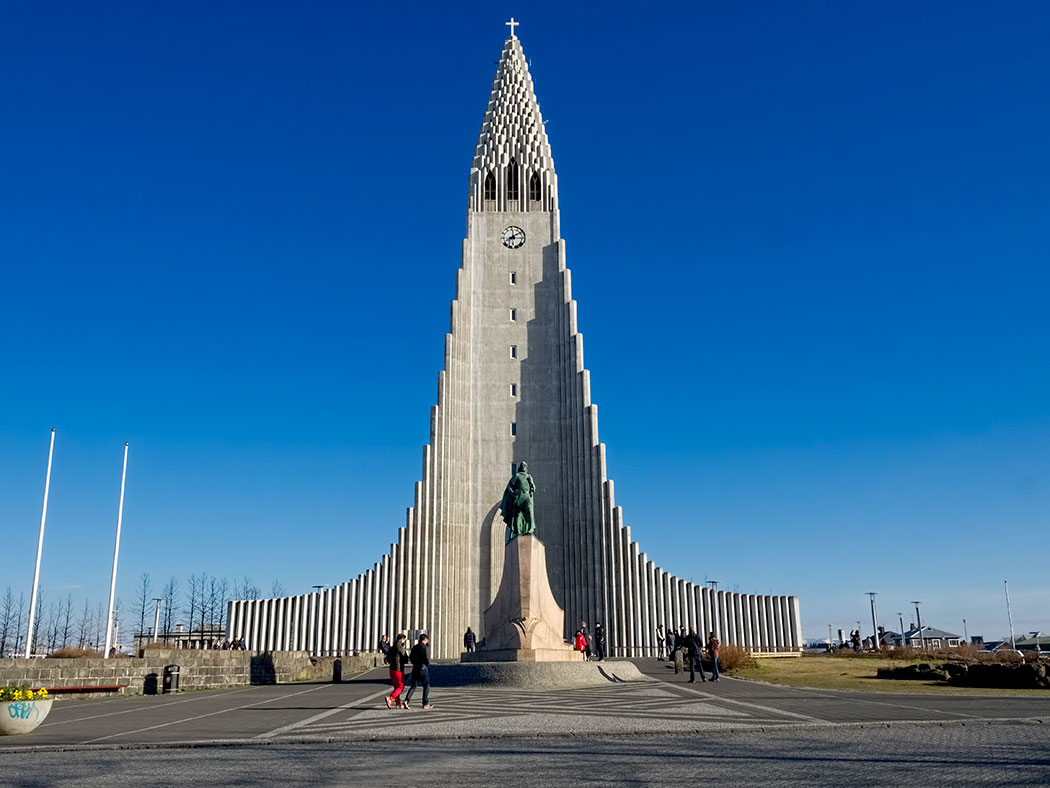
[868,592,880,650]
[1004,581,1016,650]
[911,601,925,650]
[26,428,56,659]
[152,598,164,643]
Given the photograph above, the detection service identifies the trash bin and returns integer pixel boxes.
[162,664,181,694]
[144,673,159,695]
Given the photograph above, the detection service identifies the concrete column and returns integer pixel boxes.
[652,567,665,648]
[779,596,791,652]
[331,585,342,655]
[738,594,748,648]
[340,582,350,654]
[247,601,258,651]
[276,597,287,651]
[353,578,363,652]
[768,596,776,655]
[378,557,388,645]
[317,588,325,655]
[670,575,680,631]
[260,599,271,651]
[646,560,658,656]
[789,596,802,652]
[634,550,642,655]
[629,541,643,657]
[663,572,673,632]
[692,588,701,643]
[294,595,304,651]
[392,541,402,636]
[621,528,635,655]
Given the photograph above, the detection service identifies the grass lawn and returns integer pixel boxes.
[733,653,1046,696]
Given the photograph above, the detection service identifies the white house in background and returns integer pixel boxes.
[900,626,962,648]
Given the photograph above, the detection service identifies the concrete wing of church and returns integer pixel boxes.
[229,32,802,659]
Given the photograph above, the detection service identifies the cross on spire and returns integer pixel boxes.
[505,18,519,38]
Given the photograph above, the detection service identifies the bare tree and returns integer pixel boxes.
[271,579,286,598]
[161,575,179,637]
[77,598,92,648]
[185,573,203,634]
[30,589,46,656]
[93,602,105,650]
[134,572,152,637]
[112,597,123,650]
[0,588,14,657]
[13,592,26,657]
[236,576,259,601]
[60,593,74,649]
[45,597,62,651]
[216,578,231,630]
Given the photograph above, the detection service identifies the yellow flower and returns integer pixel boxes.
[38,688,48,698]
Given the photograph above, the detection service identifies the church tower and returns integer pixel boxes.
[229,25,803,660]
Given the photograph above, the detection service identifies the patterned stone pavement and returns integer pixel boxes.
[1,660,1047,752]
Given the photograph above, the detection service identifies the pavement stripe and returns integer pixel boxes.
[255,686,391,739]
[79,684,334,744]
[41,686,258,728]
[669,678,824,723]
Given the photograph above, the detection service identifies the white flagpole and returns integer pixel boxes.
[26,428,56,658]
[103,442,129,659]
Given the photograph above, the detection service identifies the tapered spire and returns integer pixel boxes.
[469,32,557,211]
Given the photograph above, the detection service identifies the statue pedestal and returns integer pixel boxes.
[462,535,582,662]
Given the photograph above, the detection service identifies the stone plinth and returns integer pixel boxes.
[463,534,582,662]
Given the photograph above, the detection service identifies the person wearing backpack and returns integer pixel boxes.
[385,633,409,708]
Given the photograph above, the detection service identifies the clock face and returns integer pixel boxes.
[502,225,526,249]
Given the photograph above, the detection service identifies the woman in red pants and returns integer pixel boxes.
[385,633,410,708]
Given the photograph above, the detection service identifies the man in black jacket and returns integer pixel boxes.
[403,633,433,709]
[594,622,606,661]
[685,627,706,682]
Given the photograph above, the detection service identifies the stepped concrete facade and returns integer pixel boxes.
[229,29,802,659]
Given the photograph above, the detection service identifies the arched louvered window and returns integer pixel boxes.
[528,173,541,202]
[506,159,519,201]
[483,171,496,201]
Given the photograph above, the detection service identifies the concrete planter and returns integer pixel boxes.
[0,698,53,735]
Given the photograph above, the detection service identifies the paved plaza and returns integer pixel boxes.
[3,660,1048,785]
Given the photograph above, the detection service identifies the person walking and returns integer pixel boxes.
[673,626,686,674]
[655,624,666,661]
[665,626,676,668]
[707,631,721,682]
[403,633,433,709]
[594,622,606,661]
[686,627,706,682]
[385,633,409,708]
[463,626,476,653]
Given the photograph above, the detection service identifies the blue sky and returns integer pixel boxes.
[2,1,1047,644]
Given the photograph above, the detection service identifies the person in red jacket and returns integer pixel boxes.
[574,630,586,653]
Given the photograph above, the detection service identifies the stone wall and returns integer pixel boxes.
[0,651,378,698]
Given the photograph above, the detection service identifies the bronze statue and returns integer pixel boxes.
[500,461,536,539]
